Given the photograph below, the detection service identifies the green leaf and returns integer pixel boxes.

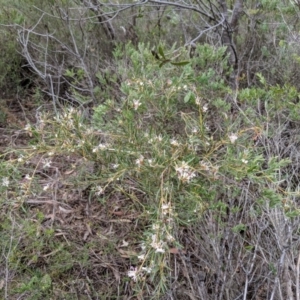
[171,61,190,66]
[159,60,171,68]
[184,91,192,103]
[40,274,52,291]
[65,69,75,78]
[158,46,166,59]
[256,73,266,86]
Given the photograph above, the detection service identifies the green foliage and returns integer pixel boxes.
[2,40,298,298]
[2,0,300,297]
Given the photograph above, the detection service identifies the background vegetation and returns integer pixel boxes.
[1,0,300,299]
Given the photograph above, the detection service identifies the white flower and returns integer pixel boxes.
[170,138,179,146]
[95,186,104,196]
[138,254,145,261]
[166,233,175,242]
[150,234,166,253]
[2,177,9,187]
[24,124,32,132]
[25,174,32,180]
[17,155,24,163]
[202,104,208,112]
[156,135,163,142]
[121,240,129,247]
[147,159,153,166]
[93,143,110,152]
[229,133,238,144]
[135,155,144,167]
[155,247,165,253]
[42,158,52,169]
[111,163,119,169]
[140,243,146,251]
[161,202,173,215]
[141,266,152,274]
[43,184,50,191]
[98,143,109,150]
[241,159,248,164]
[192,127,198,133]
[128,267,138,282]
[133,99,142,110]
[175,161,197,183]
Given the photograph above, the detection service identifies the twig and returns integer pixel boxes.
[296,249,300,300]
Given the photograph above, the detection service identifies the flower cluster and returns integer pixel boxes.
[132,99,142,110]
[128,198,176,283]
[92,143,110,153]
[2,177,9,187]
[175,161,197,183]
[199,160,220,179]
[229,133,238,144]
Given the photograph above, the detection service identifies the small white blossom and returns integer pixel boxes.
[111,163,119,169]
[135,155,144,167]
[150,234,166,253]
[95,186,104,196]
[170,138,179,146]
[155,247,165,253]
[152,223,160,230]
[202,103,208,112]
[17,155,24,163]
[147,159,153,166]
[93,143,110,152]
[153,135,163,142]
[161,202,173,215]
[200,161,210,171]
[138,254,145,261]
[25,174,32,180]
[42,158,52,169]
[121,240,129,247]
[241,159,248,164]
[2,177,9,187]
[24,124,32,132]
[133,99,142,110]
[141,266,152,274]
[43,184,50,191]
[128,267,138,282]
[229,133,238,144]
[192,127,198,134]
[98,143,109,150]
[175,161,197,183]
[166,233,175,242]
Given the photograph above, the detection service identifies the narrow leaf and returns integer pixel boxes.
[159,60,170,68]
[171,61,190,66]
[184,91,192,103]
[158,45,166,59]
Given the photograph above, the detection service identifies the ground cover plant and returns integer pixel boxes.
[2,1,300,299]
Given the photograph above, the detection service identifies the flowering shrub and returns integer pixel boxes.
[1,43,299,299]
